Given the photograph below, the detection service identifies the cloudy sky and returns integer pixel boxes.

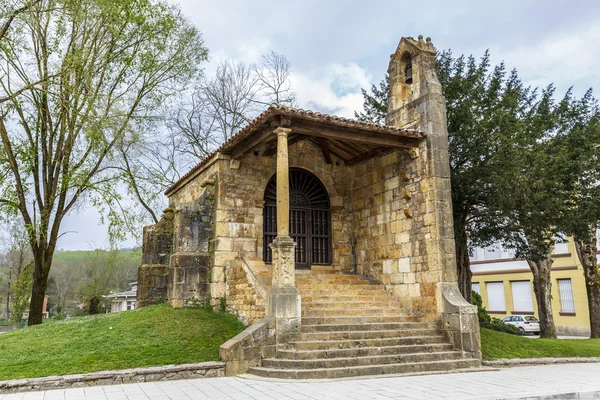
[57,0,600,250]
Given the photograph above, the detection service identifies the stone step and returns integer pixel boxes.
[301,301,406,310]
[248,359,481,380]
[301,308,406,317]
[296,274,368,281]
[300,321,429,333]
[298,288,388,296]
[297,282,384,289]
[296,280,371,286]
[290,335,447,350]
[299,329,438,342]
[302,315,420,325]
[263,351,465,370]
[276,343,455,360]
[301,294,396,303]
[304,266,342,274]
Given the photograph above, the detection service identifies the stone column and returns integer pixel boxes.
[269,127,300,343]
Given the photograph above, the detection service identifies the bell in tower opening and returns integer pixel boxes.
[405,62,413,84]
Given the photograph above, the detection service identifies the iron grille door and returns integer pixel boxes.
[290,209,309,269]
[263,168,331,269]
[311,209,331,264]
[263,205,277,264]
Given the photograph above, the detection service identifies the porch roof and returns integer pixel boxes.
[165,104,426,196]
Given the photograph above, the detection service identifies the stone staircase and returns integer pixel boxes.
[248,270,481,379]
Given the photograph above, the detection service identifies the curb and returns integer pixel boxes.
[0,361,225,394]
[501,390,600,399]
[483,357,600,367]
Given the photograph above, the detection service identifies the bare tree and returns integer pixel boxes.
[253,50,296,106]
[202,60,259,142]
[120,52,297,227]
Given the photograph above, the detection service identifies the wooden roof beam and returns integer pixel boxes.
[290,122,420,148]
[317,138,333,165]
[229,126,274,159]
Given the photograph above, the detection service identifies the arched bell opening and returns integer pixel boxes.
[263,168,332,269]
[400,52,413,85]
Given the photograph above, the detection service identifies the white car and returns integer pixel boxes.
[501,315,540,335]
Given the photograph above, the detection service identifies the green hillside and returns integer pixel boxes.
[53,249,138,262]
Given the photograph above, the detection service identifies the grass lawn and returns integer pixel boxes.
[0,305,245,380]
[481,328,600,360]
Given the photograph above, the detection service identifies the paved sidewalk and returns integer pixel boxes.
[2,363,600,400]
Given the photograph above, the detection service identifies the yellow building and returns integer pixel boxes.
[471,238,599,336]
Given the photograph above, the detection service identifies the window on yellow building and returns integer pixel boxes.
[553,237,569,254]
[472,283,481,295]
[486,282,506,312]
[511,281,534,313]
[557,279,575,314]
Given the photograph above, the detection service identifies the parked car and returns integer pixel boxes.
[501,315,540,335]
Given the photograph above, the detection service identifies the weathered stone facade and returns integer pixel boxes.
[136,209,174,307]
[137,35,480,373]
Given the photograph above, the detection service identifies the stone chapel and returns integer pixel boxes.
[137,36,481,378]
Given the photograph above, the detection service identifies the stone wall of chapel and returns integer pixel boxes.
[351,146,439,318]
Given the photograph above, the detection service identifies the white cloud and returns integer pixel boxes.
[495,22,600,95]
[291,63,372,118]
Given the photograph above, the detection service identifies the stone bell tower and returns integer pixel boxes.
[385,36,481,357]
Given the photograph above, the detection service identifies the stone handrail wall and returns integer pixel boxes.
[219,316,276,376]
[440,282,481,358]
[224,257,270,325]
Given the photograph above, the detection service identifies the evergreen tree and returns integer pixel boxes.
[354,75,389,124]
[356,50,598,338]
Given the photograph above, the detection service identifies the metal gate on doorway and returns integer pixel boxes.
[263,168,331,269]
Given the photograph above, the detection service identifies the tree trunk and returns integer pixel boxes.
[456,228,472,303]
[5,266,12,320]
[528,256,556,338]
[27,257,50,326]
[574,225,600,338]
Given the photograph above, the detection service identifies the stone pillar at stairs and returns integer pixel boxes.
[268,127,301,344]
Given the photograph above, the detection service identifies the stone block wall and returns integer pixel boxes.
[161,169,216,308]
[137,209,174,307]
[225,258,266,325]
[351,147,439,318]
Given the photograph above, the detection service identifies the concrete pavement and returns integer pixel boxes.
[2,363,600,400]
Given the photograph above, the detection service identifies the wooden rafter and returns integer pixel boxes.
[317,138,333,164]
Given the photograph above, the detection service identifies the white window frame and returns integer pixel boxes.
[510,280,534,313]
[557,279,575,314]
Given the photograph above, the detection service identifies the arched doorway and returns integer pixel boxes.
[263,168,331,269]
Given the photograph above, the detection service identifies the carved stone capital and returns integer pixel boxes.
[274,127,291,137]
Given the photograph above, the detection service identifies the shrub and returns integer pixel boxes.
[472,290,521,335]
[487,317,522,335]
[472,291,491,325]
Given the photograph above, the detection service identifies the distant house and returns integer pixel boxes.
[107,282,137,312]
